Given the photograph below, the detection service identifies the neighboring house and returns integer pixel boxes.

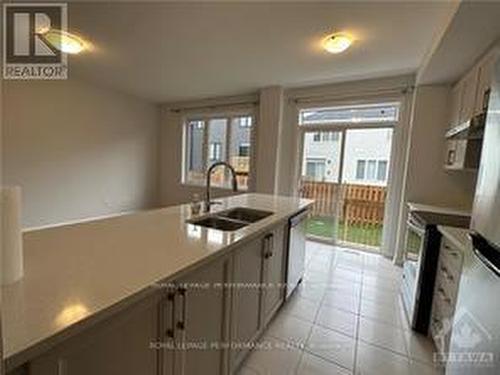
[302,128,393,186]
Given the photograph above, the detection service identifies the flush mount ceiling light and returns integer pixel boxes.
[39,29,88,54]
[322,33,353,54]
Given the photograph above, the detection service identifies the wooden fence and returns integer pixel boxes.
[300,180,387,248]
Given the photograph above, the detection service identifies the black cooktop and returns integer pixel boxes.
[411,210,470,228]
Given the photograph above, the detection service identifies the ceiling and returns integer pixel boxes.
[418,1,500,85]
[67,1,457,103]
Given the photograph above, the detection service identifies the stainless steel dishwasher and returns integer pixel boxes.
[286,209,308,299]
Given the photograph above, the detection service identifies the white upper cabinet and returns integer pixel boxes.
[448,47,497,128]
[474,52,496,116]
[449,80,463,128]
[458,67,479,124]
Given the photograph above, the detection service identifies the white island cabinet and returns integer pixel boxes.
[29,294,162,375]
[229,223,287,372]
[5,194,309,375]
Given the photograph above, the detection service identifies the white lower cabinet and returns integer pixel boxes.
[30,294,162,375]
[261,225,287,326]
[16,220,290,375]
[229,223,287,373]
[171,255,232,375]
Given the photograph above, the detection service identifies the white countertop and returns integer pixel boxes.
[407,202,471,217]
[438,225,473,251]
[2,193,312,369]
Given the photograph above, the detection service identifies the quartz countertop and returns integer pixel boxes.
[437,225,473,252]
[2,193,312,369]
[407,202,471,217]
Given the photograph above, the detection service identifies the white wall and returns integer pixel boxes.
[2,78,160,228]
[405,85,477,208]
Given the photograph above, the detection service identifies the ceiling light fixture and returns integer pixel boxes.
[39,29,88,54]
[322,33,353,54]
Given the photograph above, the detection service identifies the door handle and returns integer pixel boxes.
[176,286,187,331]
[264,233,274,259]
[165,291,176,338]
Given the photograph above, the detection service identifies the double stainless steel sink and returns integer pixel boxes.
[187,207,273,231]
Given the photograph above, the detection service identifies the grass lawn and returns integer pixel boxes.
[306,216,383,248]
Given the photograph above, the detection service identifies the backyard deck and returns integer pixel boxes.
[300,180,387,250]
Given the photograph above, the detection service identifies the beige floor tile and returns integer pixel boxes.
[361,285,401,305]
[281,294,321,323]
[294,282,327,302]
[404,330,438,364]
[306,325,356,371]
[408,359,445,375]
[362,274,400,291]
[297,352,352,375]
[266,312,313,346]
[322,290,360,314]
[316,304,358,337]
[243,336,302,375]
[331,269,363,283]
[355,341,411,375]
[358,317,408,356]
[359,298,405,327]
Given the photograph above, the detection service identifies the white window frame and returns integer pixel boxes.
[182,111,256,190]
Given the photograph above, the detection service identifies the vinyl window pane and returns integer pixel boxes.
[366,160,377,180]
[229,116,252,190]
[207,119,228,187]
[356,160,366,180]
[186,120,205,185]
[377,160,388,181]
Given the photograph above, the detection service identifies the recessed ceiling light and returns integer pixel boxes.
[322,33,353,54]
[39,29,89,54]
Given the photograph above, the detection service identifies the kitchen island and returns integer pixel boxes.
[3,193,312,374]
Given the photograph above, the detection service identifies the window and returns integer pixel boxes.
[184,114,254,190]
[305,159,326,181]
[209,142,222,161]
[356,160,366,180]
[299,102,400,126]
[355,159,389,183]
[312,131,340,142]
[377,160,388,181]
[239,116,252,128]
[238,143,250,157]
[366,160,377,180]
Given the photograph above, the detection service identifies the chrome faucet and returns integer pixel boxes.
[205,161,238,212]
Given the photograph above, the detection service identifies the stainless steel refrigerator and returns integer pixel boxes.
[447,52,500,374]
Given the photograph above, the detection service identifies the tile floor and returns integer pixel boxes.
[238,241,443,375]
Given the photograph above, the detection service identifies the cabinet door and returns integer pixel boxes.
[176,255,231,375]
[160,290,177,375]
[458,68,479,123]
[474,53,495,115]
[30,295,161,375]
[230,238,264,369]
[449,81,462,128]
[262,224,287,325]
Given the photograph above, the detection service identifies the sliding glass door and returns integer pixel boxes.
[300,130,343,242]
[298,102,398,252]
